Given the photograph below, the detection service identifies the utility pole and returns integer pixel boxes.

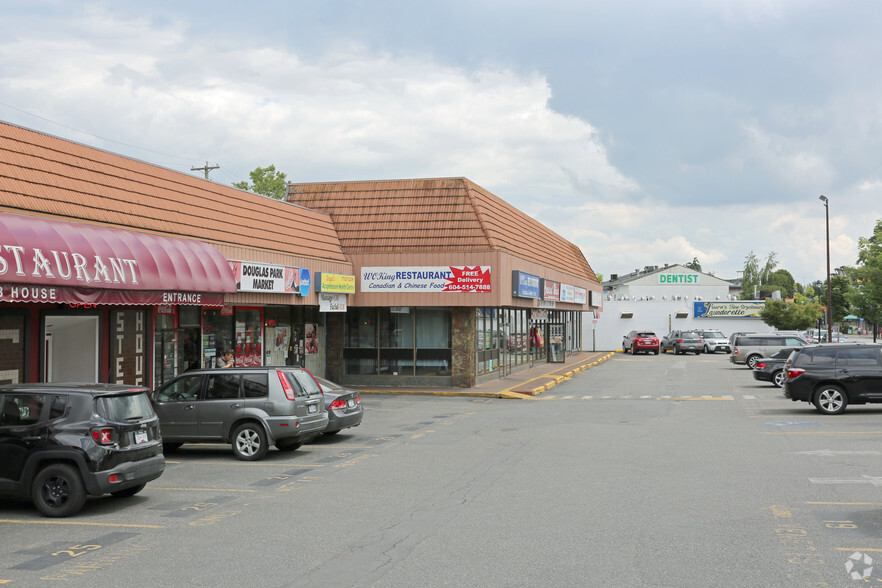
[191,161,220,180]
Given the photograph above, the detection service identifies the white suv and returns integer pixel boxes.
[698,330,731,354]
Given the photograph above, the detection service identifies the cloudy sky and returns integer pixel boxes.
[1,0,879,285]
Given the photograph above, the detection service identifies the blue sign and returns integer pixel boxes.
[512,270,540,299]
[299,268,311,297]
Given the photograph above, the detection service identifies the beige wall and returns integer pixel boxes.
[348,250,598,311]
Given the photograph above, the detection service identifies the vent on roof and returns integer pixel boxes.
[620,311,634,319]
[610,274,618,280]
[675,311,689,319]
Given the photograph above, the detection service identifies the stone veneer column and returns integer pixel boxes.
[451,307,476,387]
[325,312,344,382]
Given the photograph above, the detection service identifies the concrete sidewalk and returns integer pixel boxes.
[355,350,616,399]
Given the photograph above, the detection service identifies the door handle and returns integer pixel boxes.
[230,403,241,408]
[184,404,196,410]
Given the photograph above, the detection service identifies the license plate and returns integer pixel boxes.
[308,404,317,413]
[134,430,148,444]
[347,399,356,408]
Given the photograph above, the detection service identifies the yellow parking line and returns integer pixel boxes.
[165,461,327,466]
[149,487,257,493]
[0,519,163,528]
[806,502,882,505]
[764,432,882,436]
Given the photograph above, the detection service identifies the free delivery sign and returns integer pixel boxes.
[361,266,491,292]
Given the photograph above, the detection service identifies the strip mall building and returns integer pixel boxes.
[0,121,600,389]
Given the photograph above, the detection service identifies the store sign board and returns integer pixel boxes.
[299,268,311,297]
[512,270,540,299]
[574,287,588,305]
[229,261,300,294]
[315,272,356,294]
[541,279,561,301]
[361,266,491,293]
[0,283,225,306]
[693,301,764,318]
[659,272,700,284]
[560,283,575,303]
[319,293,348,312]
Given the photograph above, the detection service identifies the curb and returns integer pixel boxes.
[526,352,616,396]
[357,352,617,399]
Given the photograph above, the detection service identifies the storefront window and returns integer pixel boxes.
[202,307,234,369]
[344,307,451,377]
[476,308,500,375]
[234,307,263,367]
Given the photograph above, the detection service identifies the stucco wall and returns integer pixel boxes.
[582,300,774,351]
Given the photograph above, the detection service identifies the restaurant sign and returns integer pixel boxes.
[361,266,491,293]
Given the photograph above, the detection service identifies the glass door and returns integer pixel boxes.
[548,323,566,363]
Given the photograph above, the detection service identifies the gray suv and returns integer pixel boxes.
[730,334,807,368]
[151,367,328,461]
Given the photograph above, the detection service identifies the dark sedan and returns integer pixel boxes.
[314,376,364,435]
[752,347,800,388]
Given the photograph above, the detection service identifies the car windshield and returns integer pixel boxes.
[96,392,155,421]
[682,332,699,338]
[702,331,724,338]
[770,348,796,359]
[636,332,655,337]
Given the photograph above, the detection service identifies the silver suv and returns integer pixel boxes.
[730,334,807,368]
[151,367,328,461]
[697,330,731,354]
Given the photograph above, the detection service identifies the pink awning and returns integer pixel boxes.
[0,212,236,293]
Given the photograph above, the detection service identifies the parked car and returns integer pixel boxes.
[0,383,165,517]
[805,329,847,343]
[783,343,882,414]
[728,331,755,348]
[661,330,703,355]
[698,330,731,354]
[622,330,660,355]
[313,376,364,435]
[730,334,807,368]
[151,366,328,461]
[752,347,801,388]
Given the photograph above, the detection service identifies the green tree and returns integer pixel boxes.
[853,219,882,336]
[685,257,702,272]
[815,274,852,324]
[740,251,778,299]
[759,299,823,330]
[766,269,796,297]
[233,165,288,200]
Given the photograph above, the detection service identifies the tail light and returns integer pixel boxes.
[277,370,297,401]
[786,368,805,380]
[329,398,347,410]
[755,362,766,369]
[677,338,683,343]
[733,347,740,355]
[91,428,116,445]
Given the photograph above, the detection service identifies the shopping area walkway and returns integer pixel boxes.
[356,350,615,399]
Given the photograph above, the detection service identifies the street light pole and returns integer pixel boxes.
[819,195,833,342]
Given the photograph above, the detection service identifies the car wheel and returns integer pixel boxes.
[111,484,146,498]
[232,422,268,461]
[813,385,848,415]
[653,349,659,355]
[162,442,182,453]
[772,370,787,388]
[746,354,762,369]
[275,440,302,452]
[31,463,87,517]
[622,344,629,354]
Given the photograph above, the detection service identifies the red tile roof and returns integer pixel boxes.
[0,121,347,262]
[287,177,598,282]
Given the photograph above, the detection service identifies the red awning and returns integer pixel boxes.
[0,212,236,293]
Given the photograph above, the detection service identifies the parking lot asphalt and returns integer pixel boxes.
[355,350,616,399]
